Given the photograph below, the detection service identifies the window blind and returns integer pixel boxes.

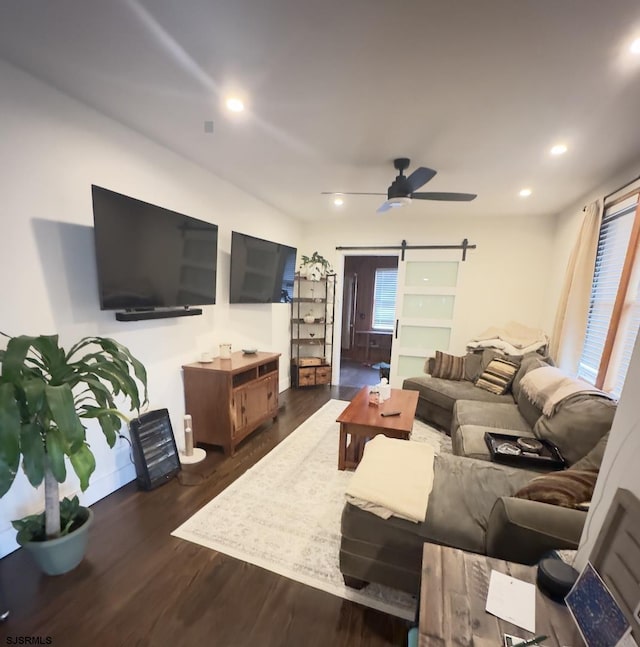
[372,268,397,330]
[578,195,639,392]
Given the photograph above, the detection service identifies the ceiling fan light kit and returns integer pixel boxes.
[323,157,477,212]
[378,196,412,213]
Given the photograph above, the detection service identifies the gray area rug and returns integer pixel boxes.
[172,399,451,620]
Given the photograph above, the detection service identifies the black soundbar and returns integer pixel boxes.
[115,308,203,322]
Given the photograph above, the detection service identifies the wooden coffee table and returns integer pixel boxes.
[336,386,419,470]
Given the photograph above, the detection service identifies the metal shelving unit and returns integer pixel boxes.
[290,273,336,388]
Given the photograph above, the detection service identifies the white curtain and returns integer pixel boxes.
[550,200,603,375]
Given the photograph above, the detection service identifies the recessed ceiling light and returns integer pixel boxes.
[630,37,640,54]
[519,188,532,198]
[550,144,568,156]
[333,196,344,206]
[225,97,245,113]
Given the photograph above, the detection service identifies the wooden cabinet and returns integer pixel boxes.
[290,273,336,388]
[182,351,280,455]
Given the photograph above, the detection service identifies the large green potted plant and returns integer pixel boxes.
[0,333,147,575]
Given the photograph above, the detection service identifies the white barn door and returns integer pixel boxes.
[389,249,463,388]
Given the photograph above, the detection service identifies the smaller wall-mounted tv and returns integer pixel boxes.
[92,185,218,312]
[229,231,296,304]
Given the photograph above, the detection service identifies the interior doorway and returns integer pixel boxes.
[339,255,399,388]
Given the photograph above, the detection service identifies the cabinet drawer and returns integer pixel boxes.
[298,367,316,386]
[315,367,331,384]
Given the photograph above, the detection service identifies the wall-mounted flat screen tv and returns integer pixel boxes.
[92,185,218,311]
[229,231,296,304]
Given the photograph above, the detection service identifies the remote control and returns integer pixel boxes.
[381,410,401,417]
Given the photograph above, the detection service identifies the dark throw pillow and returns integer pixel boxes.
[514,469,598,509]
[431,350,465,381]
[474,357,520,395]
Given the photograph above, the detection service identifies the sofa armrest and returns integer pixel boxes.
[486,496,586,565]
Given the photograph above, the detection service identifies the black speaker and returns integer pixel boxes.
[129,409,181,490]
[537,555,579,602]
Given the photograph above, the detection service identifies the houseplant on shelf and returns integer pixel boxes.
[0,333,147,575]
[298,251,333,281]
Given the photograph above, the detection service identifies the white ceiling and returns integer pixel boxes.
[1,0,640,222]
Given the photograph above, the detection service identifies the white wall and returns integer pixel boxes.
[0,59,302,557]
[301,213,556,368]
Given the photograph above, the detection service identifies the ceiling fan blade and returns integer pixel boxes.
[412,192,477,202]
[376,200,394,213]
[320,191,386,196]
[406,167,437,192]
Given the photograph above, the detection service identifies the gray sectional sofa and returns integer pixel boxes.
[339,349,616,595]
[405,349,616,467]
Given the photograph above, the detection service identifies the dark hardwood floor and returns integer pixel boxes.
[339,358,381,388]
[0,386,411,647]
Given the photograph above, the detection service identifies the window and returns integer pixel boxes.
[578,191,640,398]
[372,267,397,330]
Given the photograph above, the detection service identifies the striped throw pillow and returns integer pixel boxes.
[475,357,519,395]
[514,469,598,509]
[431,351,465,381]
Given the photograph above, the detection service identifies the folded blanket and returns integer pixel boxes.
[466,338,547,356]
[469,321,549,350]
[520,365,610,416]
[345,436,435,523]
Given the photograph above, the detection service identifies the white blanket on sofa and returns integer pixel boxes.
[520,365,610,416]
[345,436,435,523]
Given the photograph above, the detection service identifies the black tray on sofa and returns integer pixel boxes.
[484,432,566,470]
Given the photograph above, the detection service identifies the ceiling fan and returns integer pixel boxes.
[322,157,477,213]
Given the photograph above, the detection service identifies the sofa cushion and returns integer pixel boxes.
[452,401,531,435]
[533,395,616,465]
[432,350,465,380]
[421,454,536,554]
[403,375,513,414]
[515,385,543,429]
[453,425,533,460]
[464,348,520,378]
[512,354,550,401]
[514,469,598,509]
[475,357,520,395]
[571,431,609,471]
[464,351,484,381]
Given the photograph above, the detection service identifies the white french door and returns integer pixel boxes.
[389,250,462,387]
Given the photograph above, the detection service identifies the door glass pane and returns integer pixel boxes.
[405,261,458,288]
[398,325,450,349]
[398,355,428,377]
[402,294,455,319]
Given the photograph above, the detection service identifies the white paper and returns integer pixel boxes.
[485,569,536,633]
